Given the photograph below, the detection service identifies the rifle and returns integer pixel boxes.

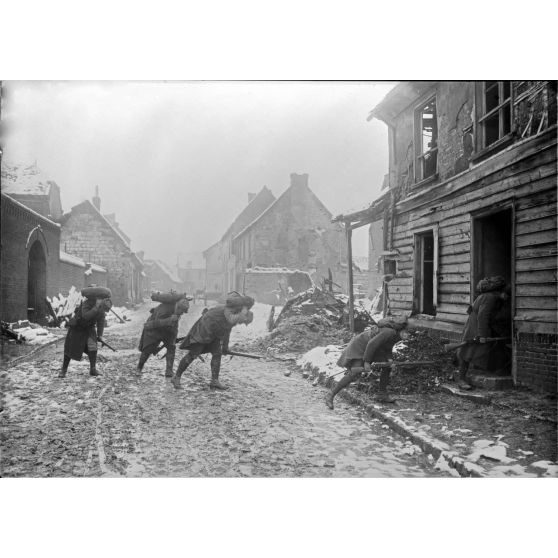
[98,337,117,352]
[444,337,510,352]
[329,361,435,379]
[226,349,264,360]
[155,335,186,358]
[109,307,126,323]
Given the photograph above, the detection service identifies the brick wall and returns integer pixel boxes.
[1,194,61,322]
[515,333,558,393]
[58,260,85,294]
[61,202,133,305]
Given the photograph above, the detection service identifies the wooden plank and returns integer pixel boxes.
[439,222,471,237]
[515,283,558,297]
[389,284,413,294]
[395,137,557,214]
[516,189,558,211]
[516,215,557,235]
[439,283,471,295]
[390,293,413,303]
[516,256,557,272]
[435,312,468,325]
[516,296,558,310]
[395,168,557,228]
[389,301,412,311]
[389,276,413,286]
[516,204,557,223]
[436,302,470,315]
[397,259,414,271]
[516,269,558,284]
[439,292,470,305]
[515,320,557,335]
[406,212,471,232]
[439,272,470,283]
[516,245,558,260]
[515,309,558,322]
[440,232,471,246]
[439,241,471,256]
[515,230,557,248]
[440,252,471,266]
[439,262,471,274]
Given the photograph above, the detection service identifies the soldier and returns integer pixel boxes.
[171,294,254,390]
[455,276,510,390]
[325,317,407,409]
[137,293,191,377]
[58,288,112,378]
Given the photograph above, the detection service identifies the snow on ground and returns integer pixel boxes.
[530,460,558,477]
[229,303,282,345]
[296,345,344,377]
[467,439,515,464]
[15,325,57,345]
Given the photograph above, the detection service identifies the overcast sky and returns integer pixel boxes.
[1,81,394,264]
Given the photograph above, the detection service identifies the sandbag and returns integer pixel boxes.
[81,286,112,299]
[151,291,186,304]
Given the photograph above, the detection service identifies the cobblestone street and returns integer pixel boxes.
[0,304,446,477]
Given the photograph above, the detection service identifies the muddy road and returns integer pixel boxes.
[1,303,447,477]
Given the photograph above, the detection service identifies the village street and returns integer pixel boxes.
[0,303,446,478]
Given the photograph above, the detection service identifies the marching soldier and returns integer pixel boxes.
[325,317,407,409]
[59,287,113,378]
[171,293,254,390]
[137,293,191,377]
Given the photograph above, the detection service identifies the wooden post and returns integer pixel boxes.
[346,223,355,333]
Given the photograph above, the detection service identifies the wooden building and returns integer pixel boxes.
[341,81,557,393]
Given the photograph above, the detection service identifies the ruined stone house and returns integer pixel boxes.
[341,81,556,393]
[203,186,276,298]
[232,173,347,298]
[144,259,183,293]
[59,189,143,305]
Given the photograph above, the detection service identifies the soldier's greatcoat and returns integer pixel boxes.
[138,302,179,354]
[63,298,105,360]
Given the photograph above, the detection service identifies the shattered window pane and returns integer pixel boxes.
[416,96,438,181]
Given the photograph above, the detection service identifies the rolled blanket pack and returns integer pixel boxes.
[151,291,187,304]
[81,286,112,299]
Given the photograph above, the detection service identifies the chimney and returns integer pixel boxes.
[290,173,309,188]
[92,185,101,211]
[248,192,257,203]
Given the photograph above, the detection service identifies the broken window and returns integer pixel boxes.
[415,97,438,182]
[477,81,512,149]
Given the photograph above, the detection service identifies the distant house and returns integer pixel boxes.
[1,162,63,221]
[232,173,347,300]
[144,260,183,293]
[351,80,557,393]
[59,189,144,305]
[202,186,276,297]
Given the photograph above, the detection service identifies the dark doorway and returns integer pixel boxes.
[472,208,513,374]
[414,231,435,315]
[27,241,47,324]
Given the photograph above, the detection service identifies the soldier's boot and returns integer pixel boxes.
[89,351,100,377]
[165,348,175,378]
[58,355,71,378]
[376,367,396,403]
[136,351,149,374]
[171,352,194,389]
[209,355,228,390]
[325,370,359,409]
[456,362,473,391]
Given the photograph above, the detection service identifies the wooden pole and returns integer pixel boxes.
[346,223,355,333]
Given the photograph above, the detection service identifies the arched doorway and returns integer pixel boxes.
[28,240,47,323]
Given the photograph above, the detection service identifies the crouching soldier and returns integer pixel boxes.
[171,294,254,390]
[59,287,112,378]
[137,293,191,377]
[325,317,407,409]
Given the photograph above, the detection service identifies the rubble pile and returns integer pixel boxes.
[363,330,455,395]
[250,286,375,354]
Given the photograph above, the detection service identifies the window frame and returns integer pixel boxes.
[473,81,514,158]
[413,94,439,185]
[412,225,439,316]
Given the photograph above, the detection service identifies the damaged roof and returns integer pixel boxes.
[1,162,59,196]
[368,81,438,124]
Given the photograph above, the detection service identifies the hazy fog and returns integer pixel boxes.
[1,81,393,262]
